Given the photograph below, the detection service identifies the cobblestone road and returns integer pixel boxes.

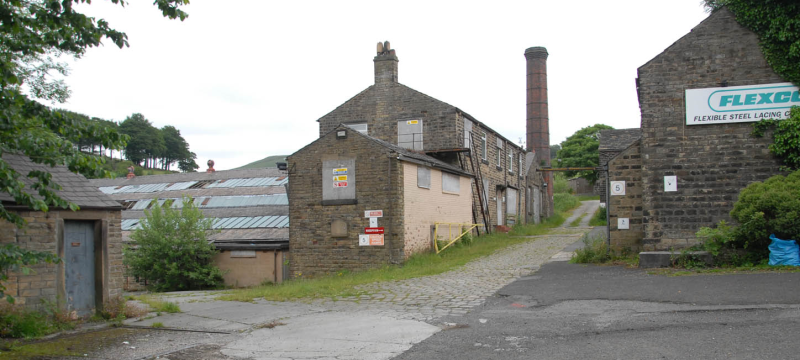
[314,227,592,321]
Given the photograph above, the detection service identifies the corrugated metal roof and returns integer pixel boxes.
[121,215,289,231]
[99,177,286,195]
[99,181,197,194]
[123,194,287,211]
[206,177,288,188]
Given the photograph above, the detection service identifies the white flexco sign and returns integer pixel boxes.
[685,82,800,125]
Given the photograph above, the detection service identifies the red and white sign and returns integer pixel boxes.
[364,227,384,234]
[364,210,383,218]
[333,181,348,188]
[359,234,385,246]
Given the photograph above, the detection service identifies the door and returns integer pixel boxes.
[533,186,542,224]
[65,221,96,316]
[496,188,504,226]
[506,188,518,225]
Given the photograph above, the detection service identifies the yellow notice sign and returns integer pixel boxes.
[407,120,419,125]
[333,168,348,175]
[333,175,348,181]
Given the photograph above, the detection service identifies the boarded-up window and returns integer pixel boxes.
[442,172,460,194]
[322,158,355,205]
[231,250,256,258]
[481,132,487,160]
[417,166,431,189]
[464,119,473,148]
[506,187,518,215]
[398,119,423,150]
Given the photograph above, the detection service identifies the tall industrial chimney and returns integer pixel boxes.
[525,47,553,201]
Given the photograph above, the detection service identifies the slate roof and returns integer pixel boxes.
[0,153,121,209]
[341,125,473,177]
[599,129,642,151]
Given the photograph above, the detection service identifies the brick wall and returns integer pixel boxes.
[0,209,122,311]
[637,7,785,250]
[288,129,405,277]
[607,142,644,251]
[402,162,472,256]
[597,150,621,203]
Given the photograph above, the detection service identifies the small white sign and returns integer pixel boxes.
[610,181,626,196]
[359,234,369,246]
[364,210,383,218]
[369,217,378,227]
[664,176,677,192]
[618,218,629,230]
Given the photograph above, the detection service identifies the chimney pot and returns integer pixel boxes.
[374,41,398,84]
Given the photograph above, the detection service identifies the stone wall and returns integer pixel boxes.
[597,150,621,203]
[637,8,785,250]
[0,209,122,311]
[288,129,405,277]
[607,142,644,251]
[402,162,472,256]
[318,83,461,152]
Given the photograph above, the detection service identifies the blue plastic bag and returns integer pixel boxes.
[768,234,800,266]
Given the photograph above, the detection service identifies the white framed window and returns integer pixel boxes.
[442,172,460,194]
[481,132,487,161]
[348,123,368,134]
[417,166,431,189]
[508,151,514,173]
[519,156,524,177]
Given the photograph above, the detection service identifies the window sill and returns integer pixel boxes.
[322,199,358,206]
[442,191,460,196]
[481,160,489,165]
[496,166,503,171]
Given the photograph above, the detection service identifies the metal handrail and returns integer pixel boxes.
[433,222,485,254]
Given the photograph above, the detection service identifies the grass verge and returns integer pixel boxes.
[576,195,600,201]
[130,295,181,313]
[570,235,637,266]
[569,214,586,227]
[588,206,607,226]
[220,216,566,303]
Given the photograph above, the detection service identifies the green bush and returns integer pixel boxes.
[730,170,800,256]
[554,193,580,213]
[570,236,610,264]
[588,206,607,226]
[124,196,225,292]
[553,173,572,194]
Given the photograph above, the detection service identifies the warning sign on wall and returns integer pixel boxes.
[333,168,348,175]
[333,175,348,181]
[358,234,384,246]
[333,181,348,188]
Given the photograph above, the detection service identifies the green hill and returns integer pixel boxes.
[235,155,288,170]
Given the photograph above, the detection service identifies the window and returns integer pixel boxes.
[348,123,368,134]
[442,172,460,194]
[464,119,473,148]
[508,151,514,173]
[417,166,431,189]
[496,141,503,169]
[398,119,423,150]
[519,155,524,177]
[481,132,487,161]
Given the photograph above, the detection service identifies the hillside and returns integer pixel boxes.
[235,155,288,170]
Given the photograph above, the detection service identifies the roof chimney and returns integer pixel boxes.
[525,46,552,199]
[374,41,398,84]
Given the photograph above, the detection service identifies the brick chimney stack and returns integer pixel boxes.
[374,41,398,84]
[525,46,552,199]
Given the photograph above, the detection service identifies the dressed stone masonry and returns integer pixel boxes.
[0,154,123,314]
[605,7,786,251]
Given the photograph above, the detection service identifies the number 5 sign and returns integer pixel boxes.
[610,181,626,196]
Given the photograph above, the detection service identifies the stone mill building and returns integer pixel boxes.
[288,42,554,276]
[602,7,798,251]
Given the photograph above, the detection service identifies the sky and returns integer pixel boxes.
[58,0,711,170]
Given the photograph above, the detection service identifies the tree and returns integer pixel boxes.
[0,245,59,303]
[124,196,225,292]
[178,151,199,173]
[0,0,189,228]
[119,113,165,168]
[550,144,561,160]
[555,124,613,184]
[704,1,800,85]
[0,0,189,300]
[160,125,192,170]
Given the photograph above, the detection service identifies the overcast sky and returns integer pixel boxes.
[59,1,711,170]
